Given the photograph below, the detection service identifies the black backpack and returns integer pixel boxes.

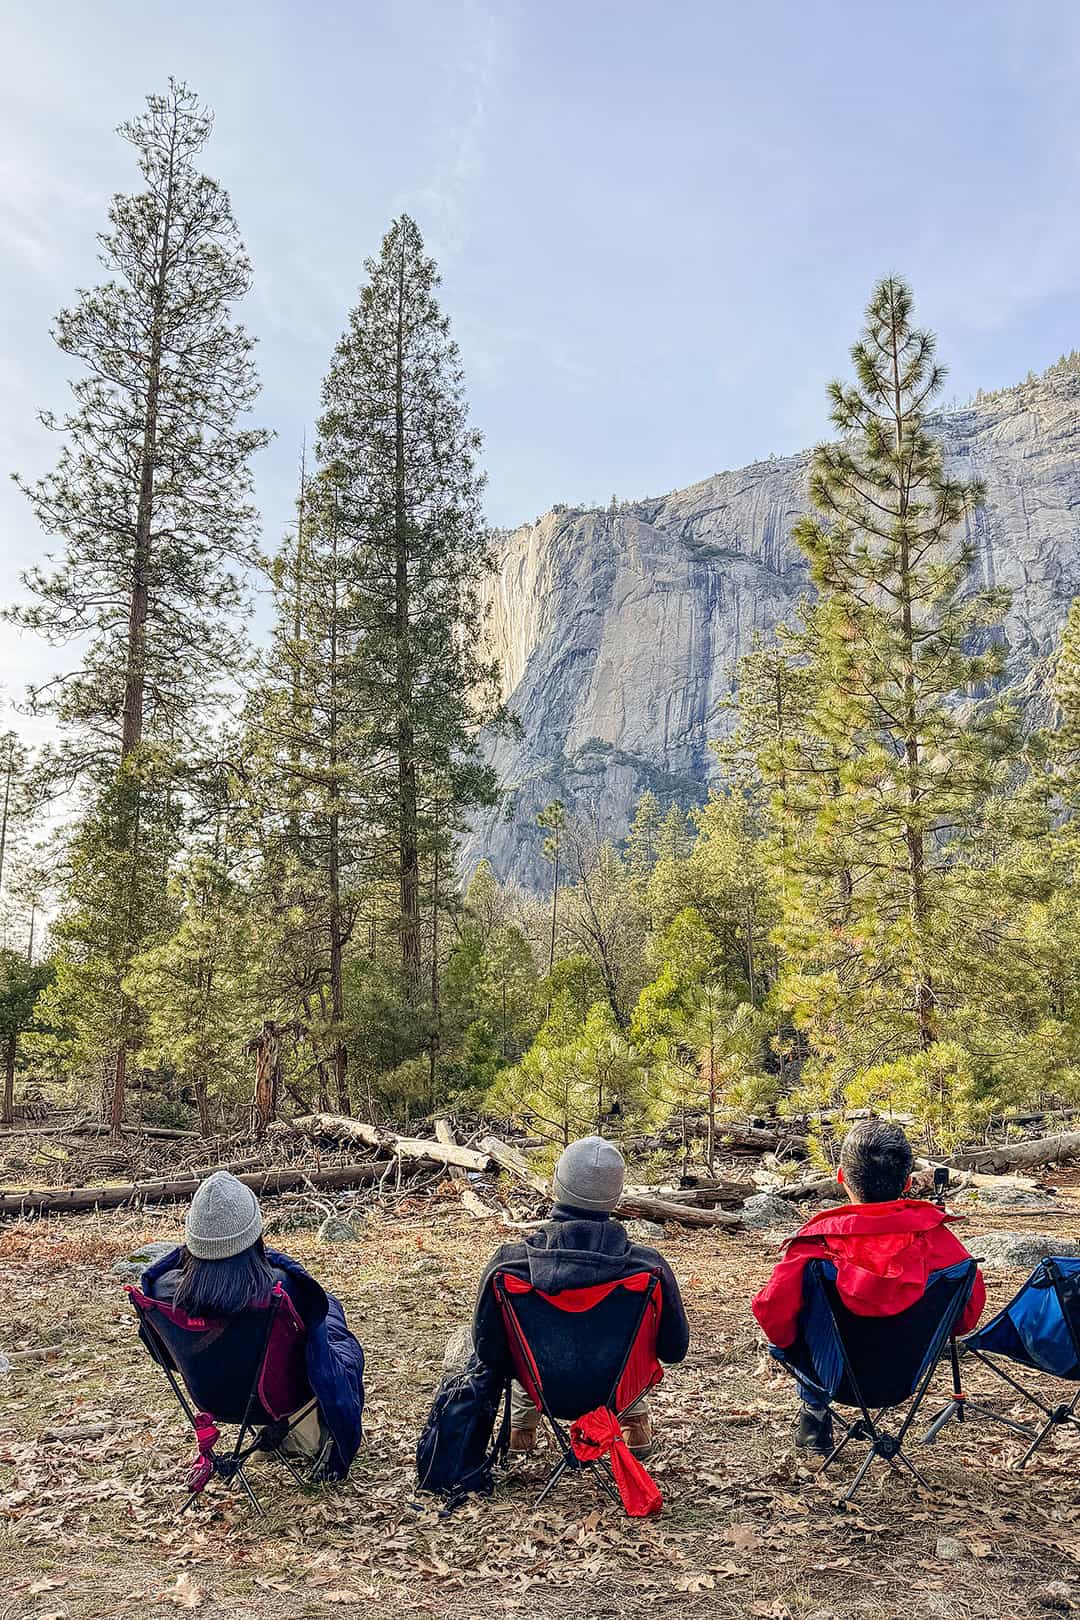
[415,1353,511,1508]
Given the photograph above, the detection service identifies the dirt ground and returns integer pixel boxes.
[2,1186,1080,1620]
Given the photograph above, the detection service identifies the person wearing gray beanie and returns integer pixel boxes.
[551,1136,626,1213]
[138,1170,368,1479]
[443,1134,689,1464]
[185,1170,264,1261]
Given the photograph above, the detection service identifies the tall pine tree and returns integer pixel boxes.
[10,81,268,1133]
[316,215,501,1004]
[775,276,1014,1095]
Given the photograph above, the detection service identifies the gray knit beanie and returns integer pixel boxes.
[552,1135,626,1213]
[186,1171,263,1261]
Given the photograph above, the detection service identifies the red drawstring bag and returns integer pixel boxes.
[187,1412,220,1494]
[569,1408,663,1517]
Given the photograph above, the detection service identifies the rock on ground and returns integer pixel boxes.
[956,1184,1061,1211]
[109,1239,176,1282]
[625,1219,665,1242]
[970,1231,1080,1270]
[317,1215,360,1245]
[739,1193,796,1230]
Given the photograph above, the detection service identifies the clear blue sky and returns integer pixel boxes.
[3,0,1080,711]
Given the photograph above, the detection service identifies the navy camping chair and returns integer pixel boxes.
[129,1282,326,1513]
[491,1267,665,1513]
[924,1257,1080,1466]
[770,1258,977,1501]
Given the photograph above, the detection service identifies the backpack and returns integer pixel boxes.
[415,1353,511,1508]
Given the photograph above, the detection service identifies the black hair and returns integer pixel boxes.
[840,1118,914,1203]
[172,1237,277,1316]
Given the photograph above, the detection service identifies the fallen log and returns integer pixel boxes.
[762,1160,1046,1204]
[950,1132,1080,1175]
[478,1135,549,1196]
[291,1113,492,1173]
[0,1120,200,1141]
[480,1135,744,1228]
[0,1160,382,1218]
[912,1159,1042,1194]
[614,1190,743,1229]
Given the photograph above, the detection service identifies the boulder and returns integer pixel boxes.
[109,1239,176,1283]
[739,1193,796,1230]
[970,1231,1080,1271]
[317,1215,359,1245]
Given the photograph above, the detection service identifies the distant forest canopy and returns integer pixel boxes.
[4,80,1080,1158]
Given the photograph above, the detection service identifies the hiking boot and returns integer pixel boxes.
[623,1413,656,1460]
[795,1405,834,1459]
[508,1427,538,1455]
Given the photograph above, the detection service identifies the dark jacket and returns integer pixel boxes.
[472,1207,690,1375]
[142,1245,365,1479]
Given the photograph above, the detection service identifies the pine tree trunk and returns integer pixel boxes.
[1,1030,15,1127]
[547,827,560,979]
[108,107,179,1140]
[429,811,440,1104]
[393,237,421,993]
[890,305,935,1053]
[0,737,14,902]
[327,526,350,1116]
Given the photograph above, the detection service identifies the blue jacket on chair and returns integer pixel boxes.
[141,1245,365,1478]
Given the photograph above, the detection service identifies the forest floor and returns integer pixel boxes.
[2,1187,1080,1620]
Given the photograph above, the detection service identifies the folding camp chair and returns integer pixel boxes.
[770,1258,977,1502]
[491,1267,664,1512]
[923,1257,1080,1466]
[129,1281,326,1514]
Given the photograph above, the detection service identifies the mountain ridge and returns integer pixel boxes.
[467,357,1080,886]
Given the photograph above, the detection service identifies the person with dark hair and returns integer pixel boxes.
[751,1119,985,1457]
[141,1172,366,1478]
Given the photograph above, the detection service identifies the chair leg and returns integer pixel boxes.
[535,1457,569,1508]
[894,1448,932,1491]
[231,1466,264,1514]
[592,1464,623,1509]
[841,1446,877,1503]
[271,1447,309,1487]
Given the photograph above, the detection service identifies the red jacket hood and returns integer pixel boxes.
[751,1197,984,1348]
[793,1198,962,1244]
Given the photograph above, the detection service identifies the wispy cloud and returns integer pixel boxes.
[0,153,101,281]
[396,0,502,263]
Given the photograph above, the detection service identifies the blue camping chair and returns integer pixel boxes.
[923,1257,1080,1467]
[770,1258,977,1501]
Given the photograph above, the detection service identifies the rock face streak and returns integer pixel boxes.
[468,362,1080,886]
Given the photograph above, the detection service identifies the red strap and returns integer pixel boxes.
[187,1411,220,1494]
[570,1407,663,1518]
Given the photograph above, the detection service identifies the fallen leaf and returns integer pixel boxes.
[167,1573,205,1610]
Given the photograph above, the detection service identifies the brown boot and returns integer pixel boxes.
[622,1413,656,1460]
[508,1427,538,1455]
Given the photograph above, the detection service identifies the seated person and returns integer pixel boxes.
[448,1136,689,1459]
[751,1119,985,1456]
[141,1171,365,1477]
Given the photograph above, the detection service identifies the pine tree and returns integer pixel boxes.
[316,215,501,1002]
[777,276,1014,1093]
[240,468,372,1114]
[537,799,567,978]
[10,81,268,1134]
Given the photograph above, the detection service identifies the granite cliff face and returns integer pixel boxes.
[468,361,1080,886]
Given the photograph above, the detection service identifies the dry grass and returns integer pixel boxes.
[2,1189,1079,1620]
